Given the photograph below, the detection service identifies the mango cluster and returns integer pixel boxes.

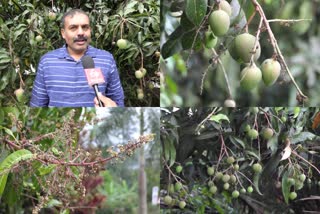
[205,1,282,107]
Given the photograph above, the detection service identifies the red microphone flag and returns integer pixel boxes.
[84,68,105,86]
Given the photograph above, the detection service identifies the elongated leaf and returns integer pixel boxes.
[161,13,196,58]
[162,135,177,167]
[253,173,263,195]
[0,174,8,199]
[47,199,63,208]
[181,29,202,50]
[0,149,34,196]
[0,126,17,142]
[229,136,245,149]
[0,58,11,64]
[61,209,70,214]
[293,107,300,118]
[245,150,260,160]
[185,0,207,26]
[275,107,284,114]
[0,150,33,172]
[13,27,26,42]
[180,12,195,31]
[282,170,290,204]
[291,132,316,144]
[210,114,230,123]
[0,54,10,60]
[161,26,184,59]
[167,138,176,167]
[169,138,176,167]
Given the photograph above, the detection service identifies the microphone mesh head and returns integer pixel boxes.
[82,56,95,69]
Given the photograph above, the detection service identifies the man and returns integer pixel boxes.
[30,9,124,107]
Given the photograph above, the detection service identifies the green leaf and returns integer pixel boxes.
[51,147,59,156]
[185,0,207,26]
[13,26,26,42]
[275,107,284,114]
[0,149,34,196]
[165,75,178,94]
[61,209,70,214]
[229,136,245,149]
[253,173,263,195]
[181,29,202,51]
[125,1,138,10]
[245,150,261,161]
[282,170,290,204]
[210,114,230,123]
[180,12,195,31]
[0,175,8,199]
[291,132,316,144]
[124,8,136,15]
[85,3,93,8]
[163,137,176,167]
[161,26,184,59]
[70,166,80,179]
[293,107,300,118]
[168,138,176,167]
[38,164,56,176]
[0,53,10,60]
[0,126,18,142]
[0,58,11,64]
[47,199,63,208]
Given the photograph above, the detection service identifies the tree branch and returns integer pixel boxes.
[250,0,308,102]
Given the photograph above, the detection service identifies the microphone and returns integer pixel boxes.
[81,56,105,107]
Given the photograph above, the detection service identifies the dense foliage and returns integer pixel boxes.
[0,107,157,213]
[0,0,160,106]
[160,0,320,106]
[160,107,320,213]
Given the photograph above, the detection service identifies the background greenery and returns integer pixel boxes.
[160,0,320,106]
[160,107,320,213]
[0,107,160,213]
[0,0,160,106]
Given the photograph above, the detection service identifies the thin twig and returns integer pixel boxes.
[249,17,263,66]
[4,139,21,149]
[162,157,188,194]
[250,0,308,101]
[200,64,211,95]
[267,19,312,23]
[292,150,320,175]
[186,4,216,64]
[212,49,233,99]
[195,107,220,133]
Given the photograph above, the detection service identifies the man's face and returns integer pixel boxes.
[61,13,91,55]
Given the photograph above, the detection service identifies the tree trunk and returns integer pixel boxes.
[139,108,147,214]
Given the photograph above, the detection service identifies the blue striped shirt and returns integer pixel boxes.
[30,45,124,107]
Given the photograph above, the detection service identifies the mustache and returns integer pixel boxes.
[74,36,88,42]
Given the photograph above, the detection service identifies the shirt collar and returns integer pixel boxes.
[58,44,97,60]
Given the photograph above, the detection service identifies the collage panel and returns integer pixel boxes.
[0,1,160,107]
[0,107,160,213]
[160,0,320,107]
[160,107,320,213]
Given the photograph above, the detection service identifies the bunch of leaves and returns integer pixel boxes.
[160,107,320,213]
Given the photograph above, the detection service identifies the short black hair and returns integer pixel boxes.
[60,9,89,28]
